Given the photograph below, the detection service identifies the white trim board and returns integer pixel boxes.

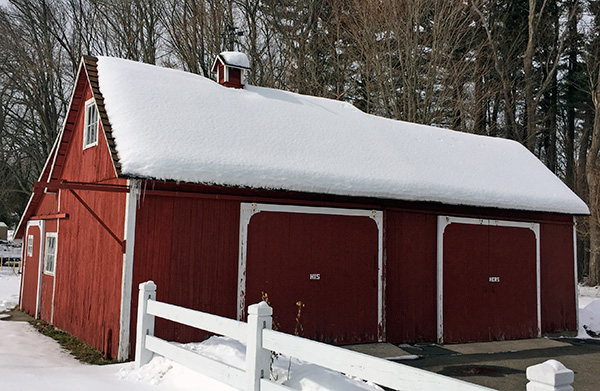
[573,217,579,333]
[436,216,541,344]
[237,202,385,341]
[118,179,140,361]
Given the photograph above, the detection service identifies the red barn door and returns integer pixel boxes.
[244,206,380,344]
[440,217,538,343]
[21,221,44,317]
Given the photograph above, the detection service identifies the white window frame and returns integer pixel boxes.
[27,234,34,257]
[83,98,99,150]
[44,232,58,275]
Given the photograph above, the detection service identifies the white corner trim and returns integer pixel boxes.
[31,220,45,319]
[532,223,541,337]
[573,217,579,333]
[436,216,541,343]
[436,216,448,343]
[51,191,61,324]
[237,203,385,341]
[118,179,140,361]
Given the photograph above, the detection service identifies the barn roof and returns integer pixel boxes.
[94,56,588,215]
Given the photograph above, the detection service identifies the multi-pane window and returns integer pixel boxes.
[83,98,98,149]
[27,235,33,257]
[44,233,57,274]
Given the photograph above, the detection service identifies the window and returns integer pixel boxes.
[83,98,98,149]
[27,235,33,257]
[44,233,57,275]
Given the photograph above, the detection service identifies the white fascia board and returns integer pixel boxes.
[573,217,579,333]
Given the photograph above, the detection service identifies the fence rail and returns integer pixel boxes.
[135,281,574,391]
[0,257,21,274]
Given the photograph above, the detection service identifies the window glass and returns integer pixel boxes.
[44,234,57,274]
[27,235,33,257]
[83,98,98,149]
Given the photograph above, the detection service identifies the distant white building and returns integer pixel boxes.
[0,222,8,241]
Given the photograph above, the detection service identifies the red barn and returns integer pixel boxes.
[15,54,589,360]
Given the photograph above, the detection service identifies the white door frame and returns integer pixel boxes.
[238,202,385,341]
[21,219,45,319]
[436,215,541,343]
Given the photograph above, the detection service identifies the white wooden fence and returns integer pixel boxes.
[135,281,574,391]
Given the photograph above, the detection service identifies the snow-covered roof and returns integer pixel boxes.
[95,56,589,215]
[218,51,250,69]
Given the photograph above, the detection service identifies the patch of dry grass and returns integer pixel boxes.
[29,319,117,365]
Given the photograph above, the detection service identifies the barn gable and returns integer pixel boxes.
[15,56,122,239]
[16,56,129,359]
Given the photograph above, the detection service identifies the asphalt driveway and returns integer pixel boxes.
[392,338,600,390]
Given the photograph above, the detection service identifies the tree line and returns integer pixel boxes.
[1,0,600,285]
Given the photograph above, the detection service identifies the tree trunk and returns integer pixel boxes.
[524,0,537,150]
[565,2,578,188]
[587,69,600,286]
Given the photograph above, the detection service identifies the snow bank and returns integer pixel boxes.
[578,285,600,338]
[0,270,20,312]
[579,284,600,308]
[119,336,382,391]
[96,57,588,215]
[579,301,600,338]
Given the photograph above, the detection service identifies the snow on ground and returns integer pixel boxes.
[579,284,600,338]
[0,269,20,312]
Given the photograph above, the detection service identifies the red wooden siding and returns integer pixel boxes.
[35,193,60,216]
[52,188,125,358]
[130,195,240,358]
[229,68,242,86]
[442,223,537,343]
[21,224,41,316]
[540,222,577,333]
[60,87,118,183]
[39,272,54,321]
[39,219,57,322]
[245,212,379,344]
[218,62,225,84]
[384,211,438,343]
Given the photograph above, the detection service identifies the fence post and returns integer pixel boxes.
[135,280,156,369]
[246,301,273,391]
[526,359,574,391]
